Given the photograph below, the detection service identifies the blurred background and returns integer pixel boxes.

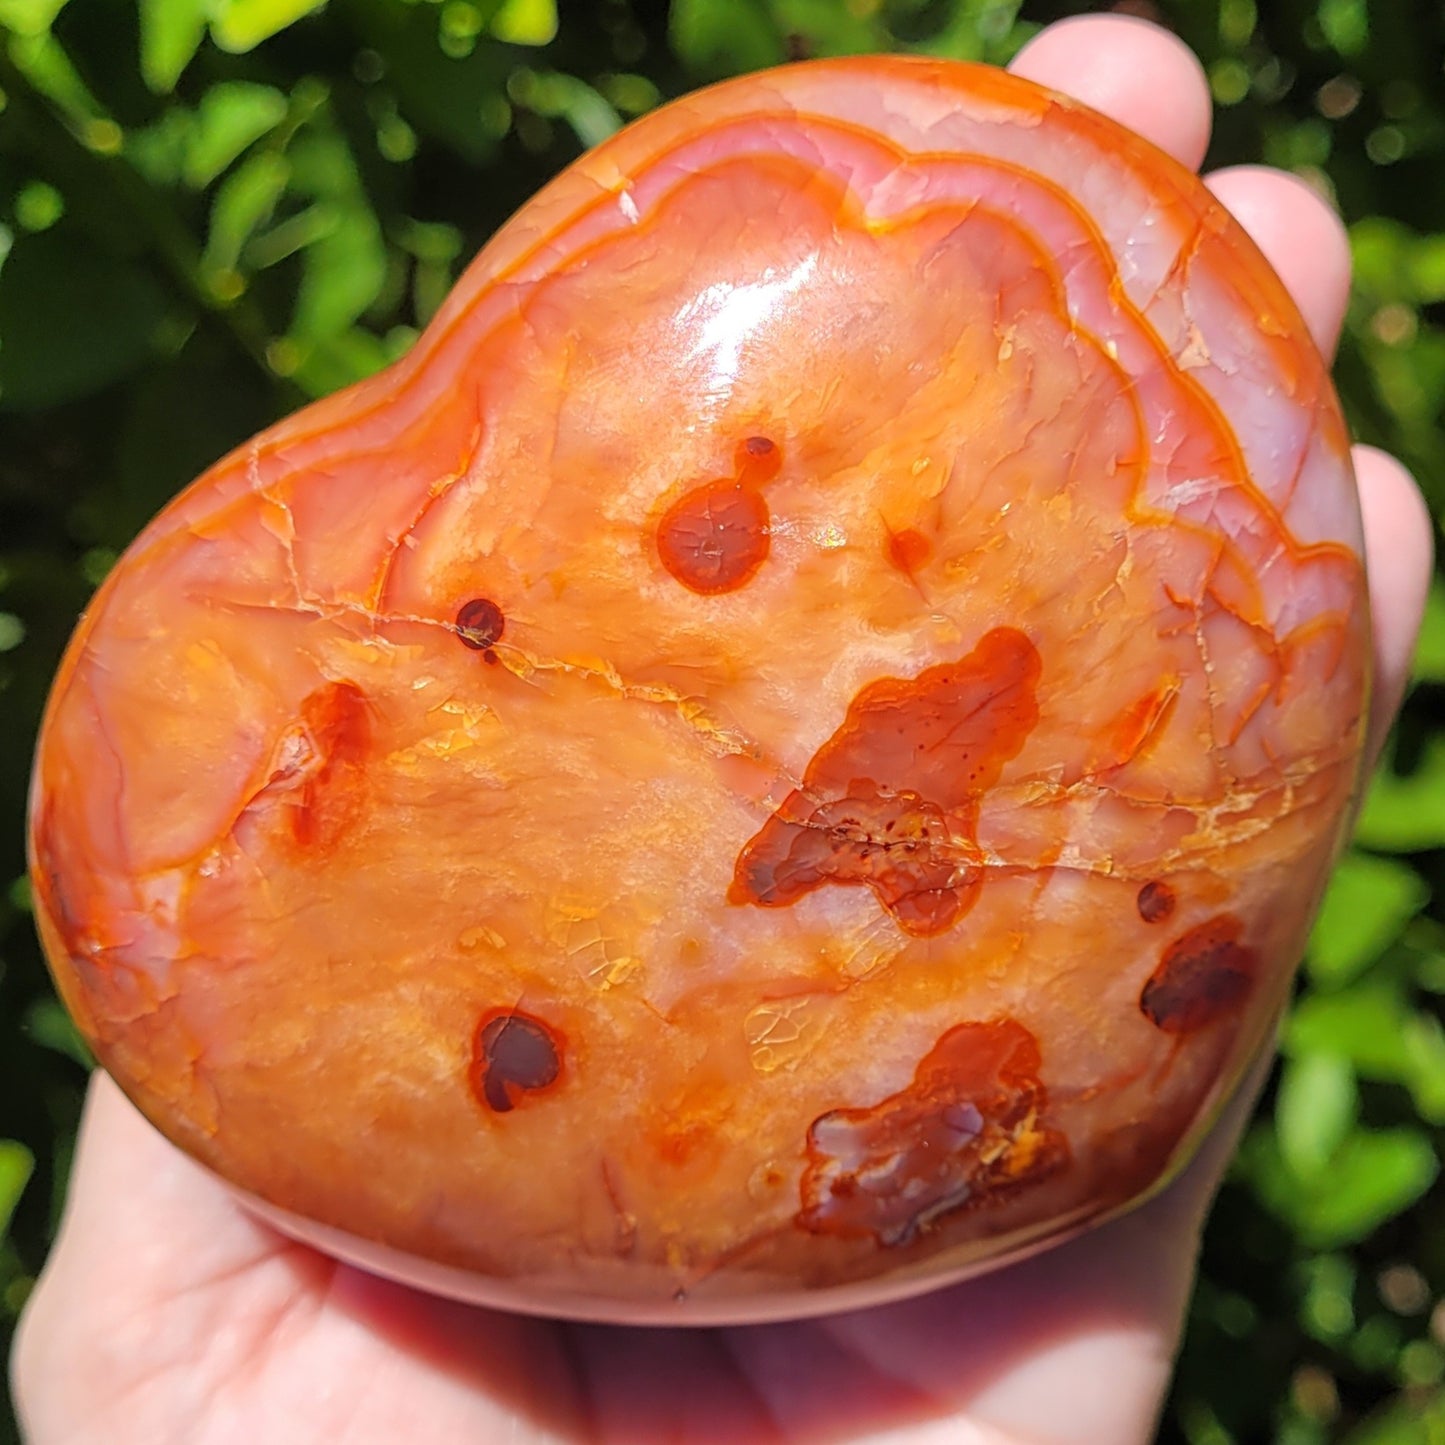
[0,0,1441,1439]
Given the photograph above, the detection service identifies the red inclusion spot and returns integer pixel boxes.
[455,597,505,651]
[470,1009,564,1114]
[730,627,1041,935]
[238,682,372,855]
[657,480,770,595]
[1136,879,1176,924]
[1140,915,1255,1033]
[289,682,370,850]
[797,1018,1068,1246]
[735,435,782,484]
[885,526,932,575]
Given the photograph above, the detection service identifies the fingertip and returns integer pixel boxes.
[1010,14,1212,172]
[1205,166,1352,357]
[1355,445,1435,766]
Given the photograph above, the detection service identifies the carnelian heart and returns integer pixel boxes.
[28,56,1369,1323]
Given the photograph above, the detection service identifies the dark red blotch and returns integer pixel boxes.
[290,681,370,851]
[656,435,781,595]
[657,479,769,595]
[456,597,505,652]
[797,1017,1067,1246]
[470,1009,563,1113]
[730,627,1041,936]
[1140,915,1255,1034]
[885,526,932,576]
[1136,879,1176,924]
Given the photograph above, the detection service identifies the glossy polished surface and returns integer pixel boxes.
[29,57,1368,1323]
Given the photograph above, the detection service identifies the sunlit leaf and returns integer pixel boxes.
[511,70,620,148]
[1244,1121,1439,1250]
[1318,0,1368,57]
[490,0,557,47]
[1355,736,1445,853]
[1412,579,1445,682]
[669,0,784,77]
[772,0,881,55]
[1276,1051,1357,1177]
[291,210,386,342]
[1351,217,1412,303]
[1344,1388,1445,1444]
[1295,1128,1437,1248]
[23,997,92,1070]
[1285,985,1410,1078]
[288,326,391,396]
[184,81,288,188]
[202,150,289,279]
[283,130,386,342]
[6,28,107,132]
[138,0,207,92]
[1400,1013,1445,1125]
[208,0,323,53]
[1286,984,1445,1125]
[0,0,66,35]
[1307,852,1431,988]
[0,1141,33,1243]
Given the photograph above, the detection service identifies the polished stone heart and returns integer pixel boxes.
[28,56,1369,1323]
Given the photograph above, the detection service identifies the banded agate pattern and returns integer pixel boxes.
[28,57,1368,1322]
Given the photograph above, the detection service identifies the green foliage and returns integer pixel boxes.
[0,3,1442,1444]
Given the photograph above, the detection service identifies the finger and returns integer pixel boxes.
[36,1072,293,1298]
[1356,445,1435,767]
[11,1073,303,1443]
[1009,14,1212,172]
[1205,165,1353,357]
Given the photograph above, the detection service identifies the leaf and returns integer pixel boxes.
[1412,578,1445,683]
[1343,1388,1445,1445]
[490,0,557,47]
[0,232,171,409]
[202,150,290,279]
[138,0,207,93]
[1399,1012,1445,1125]
[23,997,93,1070]
[283,131,387,343]
[184,82,288,188]
[1286,984,1445,1125]
[287,326,391,396]
[1306,852,1431,988]
[513,71,621,148]
[771,0,881,56]
[208,0,323,53]
[1285,984,1411,1079]
[1294,1128,1437,1248]
[126,107,193,186]
[669,0,784,78]
[291,210,387,342]
[0,0,66,36]
[1243,1120,1438,1250]
[1354,735,1445,853]
[1410,234,1445,306]
[0,1140,33,1243]
[6,29,107,131]
[1351,217,1412,303]
[1318,0,1368,57]
[1275,1051,1357,1177]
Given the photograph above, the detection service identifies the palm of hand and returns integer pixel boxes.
[20,1070,1212,1444]
[12,16,1431,1445]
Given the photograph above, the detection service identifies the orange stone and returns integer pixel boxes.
[28,57,1369,1323]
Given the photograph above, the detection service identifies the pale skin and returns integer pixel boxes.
[10,14,1435,1444]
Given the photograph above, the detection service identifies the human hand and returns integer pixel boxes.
[11,14,1433,1444]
